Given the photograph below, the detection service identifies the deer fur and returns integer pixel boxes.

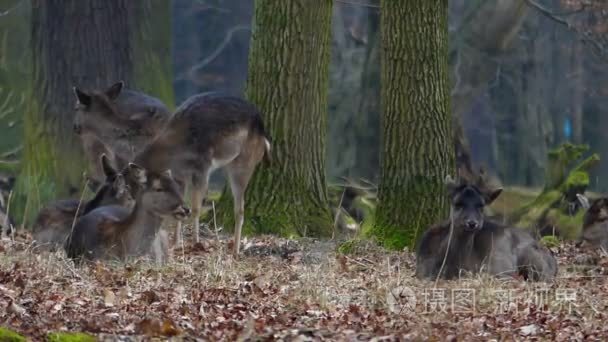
[416,169,557,282]
[131,92,271,256]
[576,194,608,250]
[65,164,189,262]
[33,154,134,251]
[72,81,171,189]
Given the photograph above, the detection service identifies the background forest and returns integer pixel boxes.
[1,1,608,340]
[2,0,608,215]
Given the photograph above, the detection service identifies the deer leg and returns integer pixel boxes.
[191,172,208,243]
[173,179,188,247]
[227,165,255,258]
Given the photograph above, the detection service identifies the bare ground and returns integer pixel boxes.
[1,231,608,341]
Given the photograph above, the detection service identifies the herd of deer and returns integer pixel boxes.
[3,81,606,283]
[29,82,270,262]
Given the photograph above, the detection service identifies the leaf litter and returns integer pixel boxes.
[0,233,607,340]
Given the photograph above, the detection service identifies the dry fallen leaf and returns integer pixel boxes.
[7,299,26,316]
[103,288,116,307]
[161,319,181,337]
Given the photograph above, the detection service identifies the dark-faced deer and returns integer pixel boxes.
[72,81,171,189]
[130,92,271,256]
[66,164,190,262]
[416,169,557,282]
[33,155,134,251]
[576,194,608,250]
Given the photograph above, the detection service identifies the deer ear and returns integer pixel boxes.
[484,188,503,205]
[100,154,117,177]
[128,163,147,184]
[105,81,124,100]
[577,193,591,210]
[73,87,91,107]
[444,175,457,194]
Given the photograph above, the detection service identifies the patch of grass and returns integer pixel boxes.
[540,235,560,248]
[0,327,26,342]
[47,332,96,342]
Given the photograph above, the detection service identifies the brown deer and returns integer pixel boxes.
[66,164,190,262]
[33,154,134,251]
[416,169,557,282]
[130,92,271,256]
[72,81,171,190]
[576,194,608,251]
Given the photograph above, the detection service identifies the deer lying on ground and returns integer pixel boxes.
[416,169,557,282]
[66,164,190,262]
[576,194,608,250]
[72,81,171,190]
[33,155,134,251]
[129,92,271,256]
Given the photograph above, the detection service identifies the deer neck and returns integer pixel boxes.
[119,196,164,257]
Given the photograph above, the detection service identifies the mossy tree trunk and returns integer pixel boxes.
[370,0,453,250]
[132,0,175,108]
[223,0,334,237]
[22,0,135,223]
[21,0,173,225]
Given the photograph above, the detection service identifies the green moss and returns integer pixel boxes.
[338,239,358,254]
[559,170,588,192]
[132,1,174,108]
[512,190,561,228]
[543,208,584,240]
[0,327,26,342]
[540,235,560,249]
[213,173,332,238]
[46,332,96,342]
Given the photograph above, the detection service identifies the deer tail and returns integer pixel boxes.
[263,136,272,165]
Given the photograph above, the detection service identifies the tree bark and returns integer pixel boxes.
[234,0,334,237]
[371,0,453,249]
[23,0,134,220]
[22,0,173,224]
[132,0,175,108]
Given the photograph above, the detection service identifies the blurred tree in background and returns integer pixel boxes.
[10,0,173,224]
[2,0,608,227]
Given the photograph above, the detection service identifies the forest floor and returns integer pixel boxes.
[1,231,608,341]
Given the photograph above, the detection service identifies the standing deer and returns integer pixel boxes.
[33,154,134,250]
[66,164,189,262]
[72,81,171,190]
[131,92,271,256]
[416,169,557,282]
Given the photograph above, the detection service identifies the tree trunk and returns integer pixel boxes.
[370,0,453,249]
[132,0,175,108]
[21,0,173,225]
[231,0,334,237]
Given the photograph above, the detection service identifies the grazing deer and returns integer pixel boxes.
[576,194,608,250]
[129,92,271,256]
[416,169,557,282]
[72,81,171,189]
[66,164,190,262]
[33,154,134,251]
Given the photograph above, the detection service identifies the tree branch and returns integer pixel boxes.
[524,0,607,59]
[177,25,251,82]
